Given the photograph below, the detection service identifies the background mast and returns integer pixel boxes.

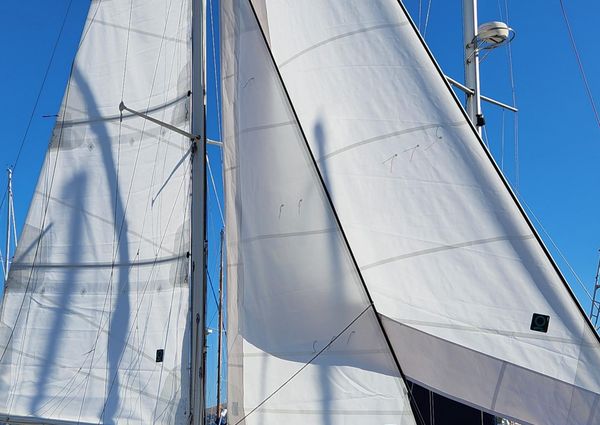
[463,0,483,135]
[3,168,17,281]
[191,0,207,423]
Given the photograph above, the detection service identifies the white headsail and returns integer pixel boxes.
[225,1,600,424]
[0,0,193,423]
[222,1,417,424]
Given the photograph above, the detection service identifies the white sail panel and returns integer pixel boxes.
[0,1,192,423]
[252,1,600,424]
[222,1,416,424]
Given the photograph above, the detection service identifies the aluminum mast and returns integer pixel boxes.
[190,0,207,423]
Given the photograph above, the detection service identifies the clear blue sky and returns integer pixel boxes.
[1,0,599,408]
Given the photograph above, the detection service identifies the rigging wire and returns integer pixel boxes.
[558,0,600,131]
[423,0,433,37]
[209,0,223,140]
[500,108,506,170]
[504,0,519,190]
[521,198,593,301]
[0,0,74,215]
[206,154,224,226]
[418,0,422,32]
[233,305,374,425]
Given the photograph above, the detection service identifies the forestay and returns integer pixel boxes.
[241,0,600,424]
[222,1,417,424]
[0,0,193,423]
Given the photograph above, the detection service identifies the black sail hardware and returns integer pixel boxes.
[530,313,550,333]
[156,349,164,363]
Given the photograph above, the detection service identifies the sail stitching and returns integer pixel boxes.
[10,254,185,270]
[320,121,465,161]
[277,22,409,69]
[57,94,189,127]
[360,234,534,270]
[243,1,426,424]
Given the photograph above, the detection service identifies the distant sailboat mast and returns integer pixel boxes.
[2,168,17,281]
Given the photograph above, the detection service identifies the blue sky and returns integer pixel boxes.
[1,0,599,408]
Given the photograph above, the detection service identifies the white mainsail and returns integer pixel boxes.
[224,1,600,425]
[222,1,417,424]
[0,0,193,423]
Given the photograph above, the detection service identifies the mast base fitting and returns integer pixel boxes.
[476,114,486,127]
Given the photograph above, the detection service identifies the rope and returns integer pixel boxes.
[233,304,373,425]
[558,0,600,131]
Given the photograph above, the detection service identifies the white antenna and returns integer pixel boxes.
[3,167,17,281]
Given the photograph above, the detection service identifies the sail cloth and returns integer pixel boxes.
[0,0,192,423]
[222,1,417,425]
[225,0,600,424]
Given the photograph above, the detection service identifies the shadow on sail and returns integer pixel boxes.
[30,171,88,415]
[72,67,131,424]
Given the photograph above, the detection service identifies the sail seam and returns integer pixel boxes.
[244,2,426,424]
[57,94,189,127]
[385,316,589,345]
[360,234,534,270]
[10,254,186,270]
[278,22,409,69]
[320,121,465,161]
[94,19,188,44]
[241,228,335,243]
[252,408,414,416]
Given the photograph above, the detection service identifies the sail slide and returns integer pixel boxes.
[222,1,417,424]
[231,0,600,424]
[0,0,193,423]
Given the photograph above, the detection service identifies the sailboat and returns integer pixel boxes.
[1,0,599,424]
